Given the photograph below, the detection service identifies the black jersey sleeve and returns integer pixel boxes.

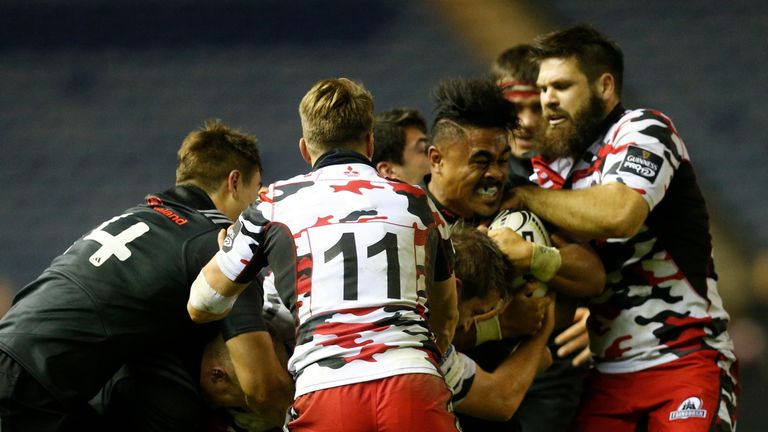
[220,277,267,341]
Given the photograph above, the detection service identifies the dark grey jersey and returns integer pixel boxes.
[0,185,263,405]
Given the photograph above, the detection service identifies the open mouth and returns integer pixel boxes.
[545,110,568,126]
[476,184,499,198]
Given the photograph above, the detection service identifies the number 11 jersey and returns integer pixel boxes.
[216,151,454,397]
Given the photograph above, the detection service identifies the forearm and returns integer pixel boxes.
[227,333,294,427]
[428,277,459,353]
[547,241,605,298]
[188,259,248,323]
[513,183,649,239]
[456,333,550,421]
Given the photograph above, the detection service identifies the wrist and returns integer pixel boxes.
[530,243,561,282]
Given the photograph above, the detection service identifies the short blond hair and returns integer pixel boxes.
[299,78,374,154]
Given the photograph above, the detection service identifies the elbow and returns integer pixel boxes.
[600,214,645,239]
[586,265,606,297]
[242,375,292,409]
[485,398,521,422]
[485,387,524,422]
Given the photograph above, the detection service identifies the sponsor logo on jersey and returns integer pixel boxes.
[619,146,663,182]
[343,165,360,177]
[222,221,241,252]
[669,396,707,420]
[152,206,188,225]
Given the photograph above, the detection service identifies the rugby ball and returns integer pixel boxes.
[489,209,552,297]
[489,209,552,247]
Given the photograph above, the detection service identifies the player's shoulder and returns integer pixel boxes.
[614,108,677,133]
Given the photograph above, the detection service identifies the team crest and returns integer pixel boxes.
[669,396,707,420]
[343,165,360,177]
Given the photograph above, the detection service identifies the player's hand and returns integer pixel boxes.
[554,307,593,367]
[498,286,552,337]
[487,227,533,273]
[217,228,228,248]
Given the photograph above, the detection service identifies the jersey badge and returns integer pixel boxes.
[669,396,707,421]
[618,146,663,182]
[343,165,360,177]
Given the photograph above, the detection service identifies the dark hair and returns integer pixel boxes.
[176,118,262,193]
[534,24,624,95]
[430,77,518,137]
[490,44,539,84]
[372,108,427,166]
[451,224,515,301]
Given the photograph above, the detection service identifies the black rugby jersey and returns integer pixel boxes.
[0,185,264,405]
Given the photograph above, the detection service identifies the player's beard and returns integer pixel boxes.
[540,93,606,161]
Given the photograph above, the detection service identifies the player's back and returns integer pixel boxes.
[0,186,226,403]
[233,160,450,397]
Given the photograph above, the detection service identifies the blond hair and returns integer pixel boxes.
[299,78,374,155]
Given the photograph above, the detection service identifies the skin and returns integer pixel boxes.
[428,126,511,219]
[501,57,648,239]
[377,125,431,185]
[506,92,543,159]
[456,279,503,333]
[454,292,556,421]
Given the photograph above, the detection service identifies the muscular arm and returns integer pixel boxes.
[507,183,649,240]
[455,299,555,421]
[428,276,459,354]
[226,332,294,427]
[487,228,605,298]
[547,233,605,298]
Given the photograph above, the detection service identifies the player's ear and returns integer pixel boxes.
[375,161,394,178]
[299,138,313,165]
[211,367,228,383]
[598,72,615,100]
[428,146,442,171]
[227,170,241,197]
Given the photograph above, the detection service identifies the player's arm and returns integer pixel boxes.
[188,257,249,323]
[226,331,294,427]
[505,183,649,240]
[486,228,605,298]
[450,298,555,421]
[428,275,459,354]
[546,232,605,297]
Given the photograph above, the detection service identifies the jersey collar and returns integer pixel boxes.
[147,185,217,211]
[312,149,374,170]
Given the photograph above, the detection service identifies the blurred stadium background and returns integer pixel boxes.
[0,0,765,428]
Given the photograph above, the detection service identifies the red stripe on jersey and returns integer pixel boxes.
[357,216,388,223]
[531,157,565,188]
[661,315,711,351]
[636,259,686,286]
[259,189,273,204]
[413,224,429,247]
[390,181,426,197]
[431,212,446,229]
[604,334,633,360]
[648,109,679,136]
[296,255,313,297]
[331,180,385,195]
[342,343,392,364]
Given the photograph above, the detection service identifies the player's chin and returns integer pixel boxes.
[470,199,501,218]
